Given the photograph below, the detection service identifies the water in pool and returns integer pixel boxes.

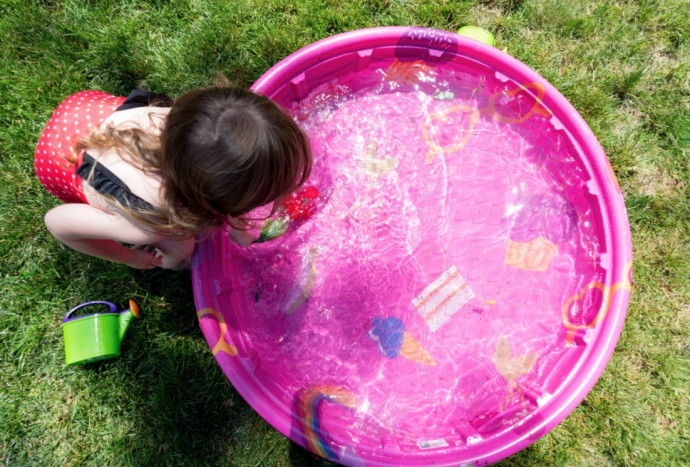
[206,59,609,455]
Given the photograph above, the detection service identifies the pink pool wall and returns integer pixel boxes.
[192,27,633,466]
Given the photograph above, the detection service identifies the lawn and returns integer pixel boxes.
[0,0,688,465]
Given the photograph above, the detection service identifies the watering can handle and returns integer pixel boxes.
[63,301,118,321]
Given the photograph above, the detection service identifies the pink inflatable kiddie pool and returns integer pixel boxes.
[192,27,633,465]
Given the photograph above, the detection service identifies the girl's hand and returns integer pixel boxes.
[228,228,257,247]
[128,245,164,269]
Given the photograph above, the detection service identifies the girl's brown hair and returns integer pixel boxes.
[77,87,312,235]
[159,87,312,232]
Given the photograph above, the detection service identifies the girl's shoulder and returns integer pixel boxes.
[101,106,171,133]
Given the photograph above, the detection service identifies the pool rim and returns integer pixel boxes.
[193,26,634,466]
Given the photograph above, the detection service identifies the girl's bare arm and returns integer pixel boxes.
[44,204,164,269]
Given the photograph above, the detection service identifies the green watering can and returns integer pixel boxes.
[62,300,140,365]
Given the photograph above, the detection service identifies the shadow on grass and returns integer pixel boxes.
[289,442,337,466]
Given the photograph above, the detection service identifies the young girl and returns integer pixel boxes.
[36,87,312,269]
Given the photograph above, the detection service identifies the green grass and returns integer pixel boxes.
[1,0,688,465]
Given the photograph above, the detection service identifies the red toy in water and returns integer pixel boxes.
[256,186,321,243]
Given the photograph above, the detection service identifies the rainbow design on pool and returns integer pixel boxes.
[193,28,632,465]
[297,386,359,459]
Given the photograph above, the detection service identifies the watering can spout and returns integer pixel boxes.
[118,300,141,341]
